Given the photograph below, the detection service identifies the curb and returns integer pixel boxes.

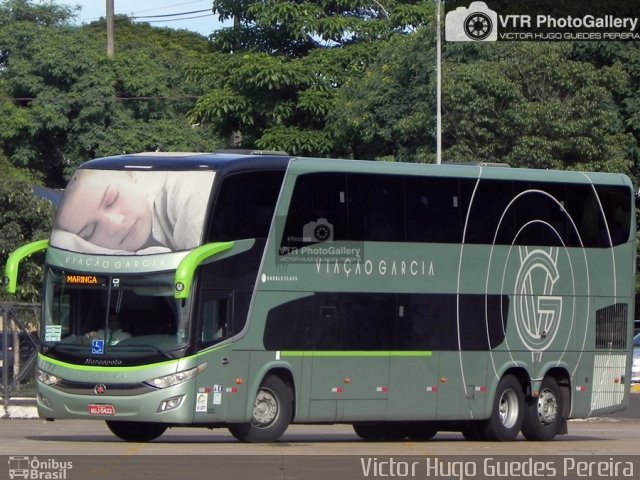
[0,398,38,419]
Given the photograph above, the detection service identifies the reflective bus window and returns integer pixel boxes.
[208,171,284,241]
[347,174,404,242]
[404,176,462,243]
[595,185,631,246]
[281,173,348,249]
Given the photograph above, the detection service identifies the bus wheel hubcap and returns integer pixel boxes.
[253,389,278,425]
[537,389,558,426]
[499,389,519,428]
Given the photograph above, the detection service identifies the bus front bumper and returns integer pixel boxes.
[36,381,196,424]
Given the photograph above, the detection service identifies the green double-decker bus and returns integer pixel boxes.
[4,152,636,442]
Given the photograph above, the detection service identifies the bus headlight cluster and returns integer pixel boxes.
[37,369,61,386]
[145,363,207,389]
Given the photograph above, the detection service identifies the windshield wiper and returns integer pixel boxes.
[114,344,175,359]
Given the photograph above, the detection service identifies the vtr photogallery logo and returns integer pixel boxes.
[513,247,563,352]
[445,1,498,41]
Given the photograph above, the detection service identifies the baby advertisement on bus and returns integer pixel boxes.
[49,169,214,255]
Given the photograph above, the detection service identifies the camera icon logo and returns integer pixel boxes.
[302,218,333,243]
[445,1,498,42]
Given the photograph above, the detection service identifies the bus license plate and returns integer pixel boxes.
[88,404,115,416]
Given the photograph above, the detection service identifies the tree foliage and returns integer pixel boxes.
[442,42,634,175]
[330,24,437,161]
[0,1,221,186]
[189,0,433,155]
[0,171,53,302]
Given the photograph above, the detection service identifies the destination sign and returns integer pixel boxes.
[65,274,107,286]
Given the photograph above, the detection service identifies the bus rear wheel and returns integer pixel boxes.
[228,375,292,443]
[483,374,524,441]
[106,421,167,442]
[521,376,563,441]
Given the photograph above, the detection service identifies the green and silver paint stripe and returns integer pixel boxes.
[174,241,234,299]
[277,351,432,358]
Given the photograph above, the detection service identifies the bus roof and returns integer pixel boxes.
[79,152,293,172]
[78,152,632,188]
[288,157,633,187]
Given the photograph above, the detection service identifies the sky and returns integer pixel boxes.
[52,0,226,37]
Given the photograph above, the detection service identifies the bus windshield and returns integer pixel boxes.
[42,268,187,361]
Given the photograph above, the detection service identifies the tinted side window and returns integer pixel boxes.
[464,179,515,244]
[564,183,606,248]
[281,173,347,250]
[595,186,631,246]
[208,171,284,241]
[396,294,457,349]
[263,292,508,351]
[347,174,404,241]
[405,177,462,243]
[339,293,395,350]
[263,295,313,350]
[512,181,573,247]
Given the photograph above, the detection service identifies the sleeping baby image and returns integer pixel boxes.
[50,169,214,255]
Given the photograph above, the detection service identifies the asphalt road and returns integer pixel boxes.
[1,394,638,480]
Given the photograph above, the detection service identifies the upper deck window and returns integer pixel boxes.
[280,172,632,248]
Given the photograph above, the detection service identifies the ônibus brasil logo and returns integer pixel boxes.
[8,456,73,479]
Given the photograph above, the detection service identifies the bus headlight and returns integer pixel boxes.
[37,369,61,386]
[145,363,207,389]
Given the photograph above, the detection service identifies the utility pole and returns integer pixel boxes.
[436,0,442,165]
[106,0,115,57]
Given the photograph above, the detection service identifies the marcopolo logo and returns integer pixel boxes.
[445,1,498,42]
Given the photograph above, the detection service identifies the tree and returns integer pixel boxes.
[189,0,432,155]
[0,156,53,302]
[0,2,221,187]
[330,25,437,161]
[441,42,634,174]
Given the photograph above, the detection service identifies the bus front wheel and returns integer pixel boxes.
[521,376,563,441]
[228,375,292,443]
[106,421,167,442]
[484,374,524,441]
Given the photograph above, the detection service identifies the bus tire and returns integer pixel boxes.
[105,421,167,442]
[483,374,524,441]
[461,421,487,440]
[521,376,563,441]
[404,422,437,441]
[352,422,407,441]
[228,375,292,443]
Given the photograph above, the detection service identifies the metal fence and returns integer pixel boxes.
[0,303,40,410]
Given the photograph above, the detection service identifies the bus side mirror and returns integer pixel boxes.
[174,242,234,300]
[4,239,48,294]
